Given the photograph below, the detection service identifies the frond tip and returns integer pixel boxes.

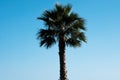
[37,29,56,48]
[40,37,56,48]
[66,38,81,47]
[78,32,87,42]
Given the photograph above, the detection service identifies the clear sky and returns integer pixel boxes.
[0,0,120,80]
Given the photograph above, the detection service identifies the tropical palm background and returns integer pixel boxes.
[0,0,120,80]
[37,3,86,80]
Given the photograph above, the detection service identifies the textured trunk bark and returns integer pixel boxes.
[59,36,67,80]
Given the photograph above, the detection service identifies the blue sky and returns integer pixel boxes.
[0,0,120,80]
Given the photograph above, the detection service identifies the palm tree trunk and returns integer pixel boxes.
[59,36,67,80]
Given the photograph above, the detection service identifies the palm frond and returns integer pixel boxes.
[78,32,86,42]
[40,37,56,48]
[37,29,55,39]
[71,18,86,30]
[64,4,72,14]
[66,38,81,47]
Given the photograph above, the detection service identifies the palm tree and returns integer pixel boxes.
[37,3,86,80]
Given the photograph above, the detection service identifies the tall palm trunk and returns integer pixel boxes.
[59,36,67,80]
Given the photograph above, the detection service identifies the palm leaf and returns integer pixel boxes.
[66,38,81,47]
[37,29,55,39]
[40,37,56,48]
[78,32,86,42]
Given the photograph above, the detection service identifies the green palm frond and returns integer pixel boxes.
[37,29,56,48]
[78,32,86,42]
[66,38,81,47]
[40,37,56,48]
[65,28,86,47]
[70,30,86,42]
[71,18,86,30]
[37,10,56,27]
[37,29,55,39]
[55,4,71,15]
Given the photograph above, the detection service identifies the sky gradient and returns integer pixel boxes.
[0,0,120,80]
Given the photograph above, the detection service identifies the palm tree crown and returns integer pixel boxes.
[37,4,86,48]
